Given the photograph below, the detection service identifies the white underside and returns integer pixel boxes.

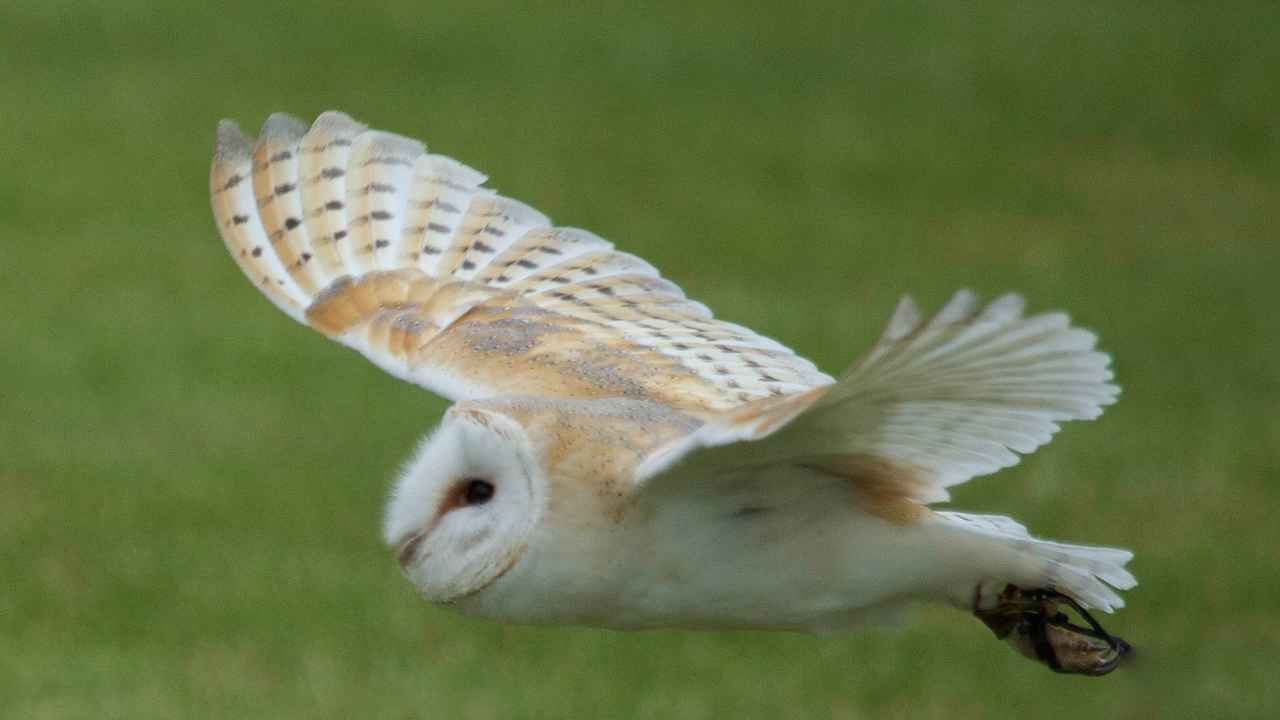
[455,464,1134,632]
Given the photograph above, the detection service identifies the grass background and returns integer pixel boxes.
[2,1,1278,717]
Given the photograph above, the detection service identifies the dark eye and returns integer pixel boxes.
[462,478,495,506]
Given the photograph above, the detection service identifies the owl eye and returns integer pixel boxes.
[462,478,495,506]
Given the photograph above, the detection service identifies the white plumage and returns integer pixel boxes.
[211,110,1136,674]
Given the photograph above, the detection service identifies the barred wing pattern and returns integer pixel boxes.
[211,112,832,412]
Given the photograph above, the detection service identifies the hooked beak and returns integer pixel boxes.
[396,531,426,572]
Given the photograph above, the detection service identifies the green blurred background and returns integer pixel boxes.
[3,2,1277,718]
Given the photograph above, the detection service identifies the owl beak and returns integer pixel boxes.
[397,531,426,572]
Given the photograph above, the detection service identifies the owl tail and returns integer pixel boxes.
[929,511,1136,675]
[933,511,1135,612]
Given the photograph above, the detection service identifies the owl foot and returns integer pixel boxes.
[973,585,1131,676]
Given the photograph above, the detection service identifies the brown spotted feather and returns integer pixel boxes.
[210,121,308,320]
[251,114,325,294]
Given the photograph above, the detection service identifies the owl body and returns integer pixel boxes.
[212,111,1136,673]
[405,410,899,631]
[465,468,914,632]
[385,396,1101,634]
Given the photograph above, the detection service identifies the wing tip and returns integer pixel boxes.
[425,153,489,188]
[487,194,552,229]
[259,112,309,144]
[983,292,1027,321]
[214,119,254,162]
[312,109,367,133]
[555,226,615,251]
[887,294,923,339]
[932,288,982,326]
[360,129,428,159]
[950,287,979,307]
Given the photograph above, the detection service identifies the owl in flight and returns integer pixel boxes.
[211,111,1135,676]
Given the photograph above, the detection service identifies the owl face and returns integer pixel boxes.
[383,408,544,603]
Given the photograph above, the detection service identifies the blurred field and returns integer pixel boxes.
[2,2,1278,718]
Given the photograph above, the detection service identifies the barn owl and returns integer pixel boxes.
[210,111,1136,675]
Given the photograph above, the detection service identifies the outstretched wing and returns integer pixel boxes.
[637,290,1119,505]
[211,111,832,412]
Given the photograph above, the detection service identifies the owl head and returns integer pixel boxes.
[383,407,544,603]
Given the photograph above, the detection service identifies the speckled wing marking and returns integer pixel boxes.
[296,112,368,278]
[211,123,309,321]
[250,114,325,294]
[211,111,833,411]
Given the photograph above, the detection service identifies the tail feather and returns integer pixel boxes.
[935,511,1136,612]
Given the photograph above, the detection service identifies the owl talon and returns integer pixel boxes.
[974,585,1131,676]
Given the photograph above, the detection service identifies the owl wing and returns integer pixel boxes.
[636,290,1119,504]
[211,112,832,412]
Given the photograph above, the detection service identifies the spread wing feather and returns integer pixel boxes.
[638,291,1119,502]
[211,111,832,411]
